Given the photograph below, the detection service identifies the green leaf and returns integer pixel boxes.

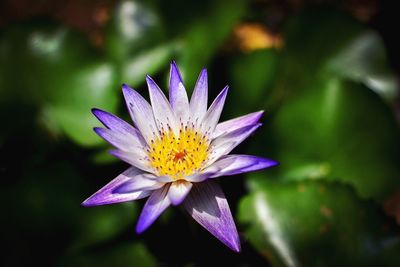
[104,0,165,62]
[326,31,398,102]
[121,42,176,88]
[41,60,118,146]
[238,178,400,267]
[177,0,247,87]
[259,8,400,200]
[92,147,119,164]
[268,77,400,200]
[227,49,278,116]
[0,21,119,146]
[283,8,363,70]
[269,8,397,108]
[0,21,93,103]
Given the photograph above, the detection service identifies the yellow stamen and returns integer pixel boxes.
[148,127,209,180]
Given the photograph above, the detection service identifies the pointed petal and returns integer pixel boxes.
[94,127,146,153]
[109,149,154,174]
[190,68,208,124]
[206,124,262,167]
[114,173,164,193]
[92,108,146,146]
[201,86,228,134]
[203,154,279,178]
[122,84,158,144]
[147,75,179,135]
[168,180,192,205]
[213,111,264,139]
[81,167,151,207]
[183,181,240,252]
[169,61,190,122]
[136,185,171,233]
[155,175,174,183]
[185,171,215,183]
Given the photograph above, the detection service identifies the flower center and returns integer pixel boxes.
[148,127,209,180]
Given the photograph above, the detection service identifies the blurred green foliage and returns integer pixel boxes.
[1,0,399,266]
[239,176,400,267]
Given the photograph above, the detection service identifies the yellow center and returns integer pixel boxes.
[147,127,209,180]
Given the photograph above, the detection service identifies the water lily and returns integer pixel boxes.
[82,61,278,252]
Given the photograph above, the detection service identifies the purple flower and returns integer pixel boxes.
[82,62,278,252]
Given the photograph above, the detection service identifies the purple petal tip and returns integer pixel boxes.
[230,241,241,253]
[122,83,134,94]
[81,198,97,207]
[135,224,146,234]
[268,159,280,168]
[93,127,102,133]
[91,108,104,117]
[253,157,279,171]
[197,68,207,80]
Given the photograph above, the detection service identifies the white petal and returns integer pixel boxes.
[206,124,262,167]
[147,75,179,135]
[92,108,147,146]
[94,127,146,153]
[200,86,228,134]
[204,154,279,178]
[184,172,215,183]
[213,111,264,139]
[114,173,164,193]
[109,149,155,174]
[136,185,171,233]
[122,84,158,144]
[81,167,151,206]
[169,61,190,122]
[168,180,193,205]
[183,180,240,252]
[190,68,208,125]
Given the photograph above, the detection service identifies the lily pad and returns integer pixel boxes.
[267,77,400,200]
[227,49,278,116]
[104,0,165,62]
[178,0,246,87]
[0,21,119,146]
[257,8,400,200]
[238,177,400,267]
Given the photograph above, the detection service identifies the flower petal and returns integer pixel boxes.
[169,61,190,122]
[189,68,208,124]
[109,149,154,174]
[114,173,164,193]
[206,123,262,167]
[204,154,279,178]
[81,167,151,207]
[184,171,215,183]
[92,108,147,146]
[200,86,229,134]
[94,127,146,153]
[183,180,240,252]
[168,180,192,205]
[122,84,158,144]
[213,111,264,139]
[147,75,179,135]
[136,185,171,233]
